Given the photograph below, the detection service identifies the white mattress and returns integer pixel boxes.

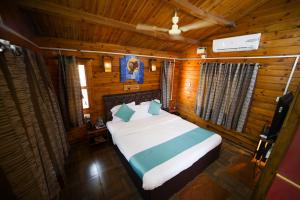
[106,110,222,190]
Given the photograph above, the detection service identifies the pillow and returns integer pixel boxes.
[130,104,151,121]
[148,100,162,115]
[111,101,135,115]
[114,104,135,122]
[140,99,160,105]
[154,99,161,103]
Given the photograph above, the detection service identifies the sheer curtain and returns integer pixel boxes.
[58,55,83,129]
[195,62,259,132]
[161,60,174,109]
[0,42,69,199]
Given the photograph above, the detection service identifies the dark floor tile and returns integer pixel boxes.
[177,174,229,200]
[93,152,122,173]
[99,166,133,199]
[61,176,104,200]
[65,159,99,185]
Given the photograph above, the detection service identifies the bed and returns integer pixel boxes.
[103,90,222,200]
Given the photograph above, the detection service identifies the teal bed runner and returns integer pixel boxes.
[128,127,215,179]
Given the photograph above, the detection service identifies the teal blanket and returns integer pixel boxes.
[128,127,214,179]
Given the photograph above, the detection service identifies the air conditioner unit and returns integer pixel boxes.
[213,33,261,52]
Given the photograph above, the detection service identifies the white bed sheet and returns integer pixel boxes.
[106,110,222,190]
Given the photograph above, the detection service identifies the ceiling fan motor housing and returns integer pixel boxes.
[169,12,181,35]
[169,24,181,35]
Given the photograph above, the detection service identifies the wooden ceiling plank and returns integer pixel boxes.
[197,0,271,41]
[119,0,135,22]
[18,0,198,45]
[164,0,235,27]
[96,0,107,15]
[129,0,148,24]
[90,0,98,14]
[196,0,223,12]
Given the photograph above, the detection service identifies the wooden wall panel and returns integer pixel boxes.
[176,0,300,151]
[43,50,180,122]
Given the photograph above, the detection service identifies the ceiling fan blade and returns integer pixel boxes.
[169,34,185,40]
[136,24,169,32]
[180,21,214,32]
[169,35,199,44]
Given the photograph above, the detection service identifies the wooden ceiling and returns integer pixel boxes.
[7,0,270,52]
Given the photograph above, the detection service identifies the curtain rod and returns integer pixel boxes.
[41,47,300,60]
[177,55,300,60]
[41,47,77,52]
[80,49,177,60]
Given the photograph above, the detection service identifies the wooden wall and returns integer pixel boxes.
[176,0,300,151]
[43,46,180,123]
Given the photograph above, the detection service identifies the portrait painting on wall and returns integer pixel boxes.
[120,55,144,84]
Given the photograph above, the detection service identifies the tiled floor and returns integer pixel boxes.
[61,140,258,200]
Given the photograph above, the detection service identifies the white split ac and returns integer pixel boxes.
[212,33,261,52]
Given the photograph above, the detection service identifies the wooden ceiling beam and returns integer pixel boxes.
[33,37,182,58]
[0,22,40,52]
[17,0,199,45]
[164,0,235,27]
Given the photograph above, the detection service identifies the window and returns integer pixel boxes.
[78,64,89,109]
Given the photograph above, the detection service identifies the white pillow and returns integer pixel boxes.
[130,104,151,121]
[140,99,160,105]
[111,101,135,114]
[111,101,135,122]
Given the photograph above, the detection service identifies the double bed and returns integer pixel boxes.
[103,90,222,200]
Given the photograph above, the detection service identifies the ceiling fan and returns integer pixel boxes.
[136,11,214,39]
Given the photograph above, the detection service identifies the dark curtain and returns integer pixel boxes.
[195,62,259,132]
[58,55,83,130]
[161,60,173,109]
[0,42,69,199]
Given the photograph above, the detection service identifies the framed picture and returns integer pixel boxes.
[120,55,144,84]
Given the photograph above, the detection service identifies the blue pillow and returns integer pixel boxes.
[148,100,162,115]
[115,103,135,122]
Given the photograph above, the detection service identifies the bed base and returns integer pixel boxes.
[114,143,221,200]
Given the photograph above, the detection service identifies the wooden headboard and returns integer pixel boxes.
[103,90,161,122]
